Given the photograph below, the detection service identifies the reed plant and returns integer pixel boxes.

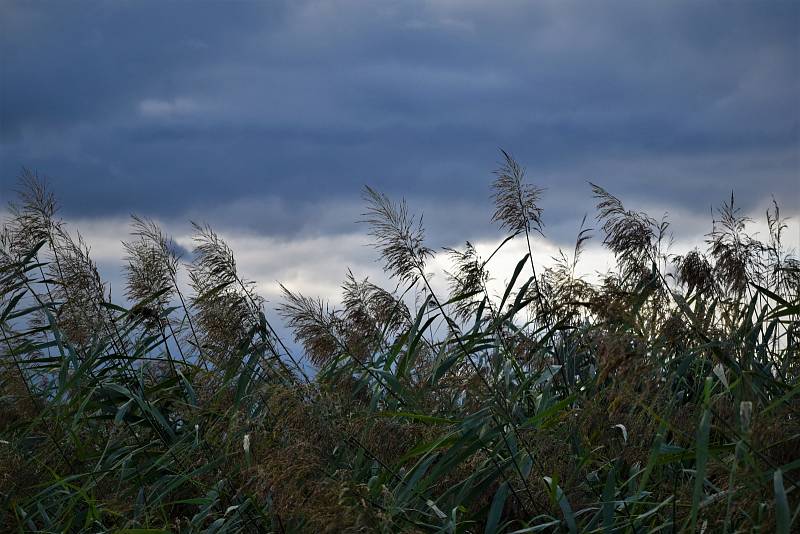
[1,156,797,532]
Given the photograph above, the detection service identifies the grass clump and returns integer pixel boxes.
[1,157,798,533]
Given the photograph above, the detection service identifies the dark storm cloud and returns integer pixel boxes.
[1,0,798,246]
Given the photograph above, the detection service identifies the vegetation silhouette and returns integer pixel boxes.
[1,154,798,532]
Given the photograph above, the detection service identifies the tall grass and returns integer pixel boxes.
[1,158,798,533]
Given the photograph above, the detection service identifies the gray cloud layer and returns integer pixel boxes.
[1,0,798,246]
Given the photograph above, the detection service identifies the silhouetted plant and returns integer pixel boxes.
[444,242,489,321]
[2,161,798,534]
[188,222,264,365]
[491,150,544,236]
[361,186,433,284]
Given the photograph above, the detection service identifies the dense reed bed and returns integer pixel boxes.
[1,154,798,533]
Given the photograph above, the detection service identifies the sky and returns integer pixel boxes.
[1,1,799,308]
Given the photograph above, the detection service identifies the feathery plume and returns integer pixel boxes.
[361,186,432,284]
[491,150,544,236]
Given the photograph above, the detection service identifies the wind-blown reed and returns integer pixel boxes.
[1,155,798,533]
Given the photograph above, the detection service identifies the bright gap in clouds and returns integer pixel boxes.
[46,198,800,311]
[11,194,796,368]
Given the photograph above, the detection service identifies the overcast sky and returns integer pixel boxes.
[1,1,798,304]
